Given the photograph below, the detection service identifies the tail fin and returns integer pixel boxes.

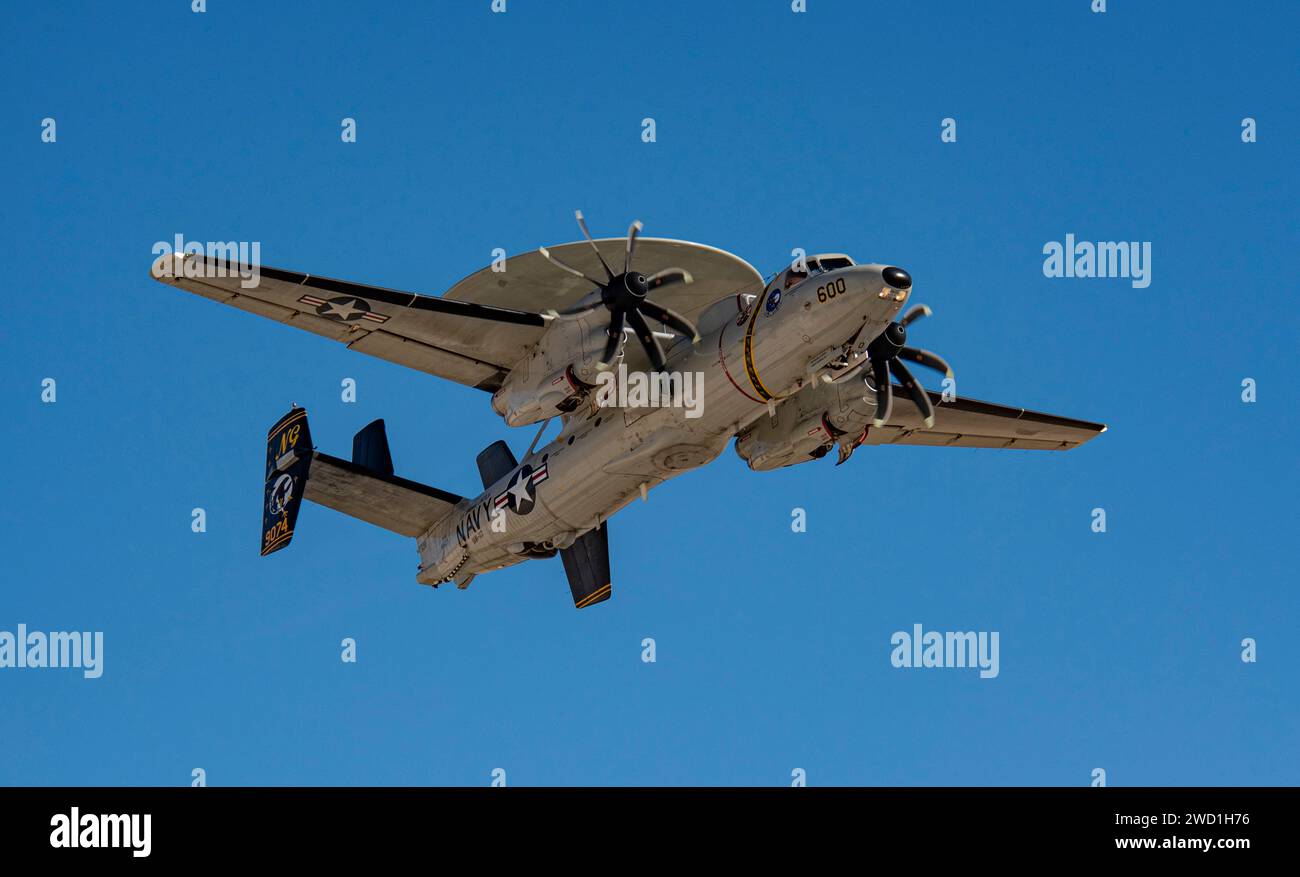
[559,523,612,609]
[352,419,394,475]
[262,407,313,556]
[475,440,517,489]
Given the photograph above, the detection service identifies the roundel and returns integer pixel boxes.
[317,296,372,322]
[504,465,537,514]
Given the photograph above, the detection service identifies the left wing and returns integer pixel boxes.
[152,253,548,393]
[862,387,1106,450]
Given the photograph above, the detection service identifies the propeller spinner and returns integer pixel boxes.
[865,303,954,429]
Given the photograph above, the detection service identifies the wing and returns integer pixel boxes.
[152,238,761,392]
[862,386,1106,450]
[152,253,549,393]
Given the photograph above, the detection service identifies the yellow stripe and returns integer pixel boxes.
[575,584,610,608]
[742,292,773,400]
[261,531,294,555]
[575,583,612,608]
[268,409,306,439]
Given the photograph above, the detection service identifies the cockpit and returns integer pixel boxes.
[763,253,856,296]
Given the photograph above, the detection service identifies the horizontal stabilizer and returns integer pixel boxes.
[259,408,464,553]
[304,453,463,537]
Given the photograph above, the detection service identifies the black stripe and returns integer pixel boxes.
[403,293,548,326]
[200,258,547,328]
[300,274,416,307]
[258,265,308,285]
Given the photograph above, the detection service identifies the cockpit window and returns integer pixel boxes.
[764,255,855,295]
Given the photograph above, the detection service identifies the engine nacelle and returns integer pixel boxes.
[492,366,587,427]
[735,410,838,471]
[491,311,620,427]
[734,378,875,471]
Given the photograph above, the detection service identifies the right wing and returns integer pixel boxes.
[152,238,762,394]
[152,253,548,393]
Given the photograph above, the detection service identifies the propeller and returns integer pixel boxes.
[539,212,698,371]
[864,303,954,429]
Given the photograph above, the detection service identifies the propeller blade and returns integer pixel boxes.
[574,210,615,281]
[556,298,608,317]
[890,358,935,428]
[897,346,954,378]
[646,267,693,291]
[625,307,666,372]
[538,246,604,286]
[869,357,893,427]
[901,304,932,327]
[599,307,626,367]
[637,298,701,343]
[624,220,643,273]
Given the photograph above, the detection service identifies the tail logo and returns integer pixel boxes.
[268,473,295,516]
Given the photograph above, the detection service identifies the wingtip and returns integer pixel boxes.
[150,252,187,282]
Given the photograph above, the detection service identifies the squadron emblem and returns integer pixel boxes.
[268,473,295,516]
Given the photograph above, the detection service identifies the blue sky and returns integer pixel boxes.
[2,1,1296,785]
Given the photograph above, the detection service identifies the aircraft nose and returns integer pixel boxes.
[882,266,912,290]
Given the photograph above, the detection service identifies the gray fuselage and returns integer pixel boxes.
[416,263,909,587]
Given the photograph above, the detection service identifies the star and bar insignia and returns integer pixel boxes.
[492,457,550,516]
[298,293,390,324]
